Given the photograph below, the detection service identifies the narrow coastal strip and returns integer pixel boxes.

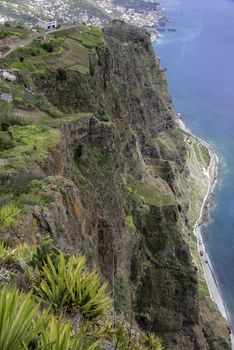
[195,148,234,349]
[176,115,234,347]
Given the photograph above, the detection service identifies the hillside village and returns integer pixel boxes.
[0,0,167,40]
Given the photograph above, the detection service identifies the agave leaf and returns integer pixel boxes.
[0,286,47,350]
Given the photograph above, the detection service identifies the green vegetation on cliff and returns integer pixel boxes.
[3,25,104,74]
[0,24,31,39]
[0,239,164,350]
[0,21,230,350]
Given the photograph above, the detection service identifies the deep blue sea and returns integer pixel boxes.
[153,0,234,328]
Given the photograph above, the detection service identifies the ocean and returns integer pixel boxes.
[153,0,234,328]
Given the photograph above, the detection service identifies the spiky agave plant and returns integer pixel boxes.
[31,236,60,271]
[0,203,21,228]
[141,333,164,350]
[36,253,112,318]
[0,241,17,266]
[38,316,72,350]
[38,316,99,350]
[0,285,48,350]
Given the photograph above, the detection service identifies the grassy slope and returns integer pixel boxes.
[0,24,103,200]
[0,25,31,39]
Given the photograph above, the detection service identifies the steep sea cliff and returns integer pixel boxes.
[156,0,234,342]
[0,20,231,349]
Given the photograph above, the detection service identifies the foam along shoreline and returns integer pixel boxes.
[176,114,234,346]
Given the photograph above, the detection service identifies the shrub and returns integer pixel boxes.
[0,286,48,350]
[0,131,14,151]
[0,32,8,39]
[36,253,111,318]
[41,43,54,53]
[0,203,21,228]
[17,192,54,207]
[141,333,164,350]
[17,193,42,206]
[57,68,67,81]
[1,121,10,131]
[0,113,27,126]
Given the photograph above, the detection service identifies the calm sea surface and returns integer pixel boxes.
[153,0,234,327]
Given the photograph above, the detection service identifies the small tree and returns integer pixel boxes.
[41,43,54,53]
[57,68,67,81]
[1,121,9,131]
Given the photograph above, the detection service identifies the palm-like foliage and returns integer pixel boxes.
[0,286,48,350]
[36,253,111,318]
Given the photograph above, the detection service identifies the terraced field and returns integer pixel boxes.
[2,24,104,73]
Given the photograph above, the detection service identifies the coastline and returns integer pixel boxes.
[176,115,234,346]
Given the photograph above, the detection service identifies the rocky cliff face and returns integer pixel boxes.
[1,20,230,349]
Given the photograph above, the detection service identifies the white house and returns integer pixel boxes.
[0,17,5,25]
[37,19,58,30]
[2,71,17,82]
